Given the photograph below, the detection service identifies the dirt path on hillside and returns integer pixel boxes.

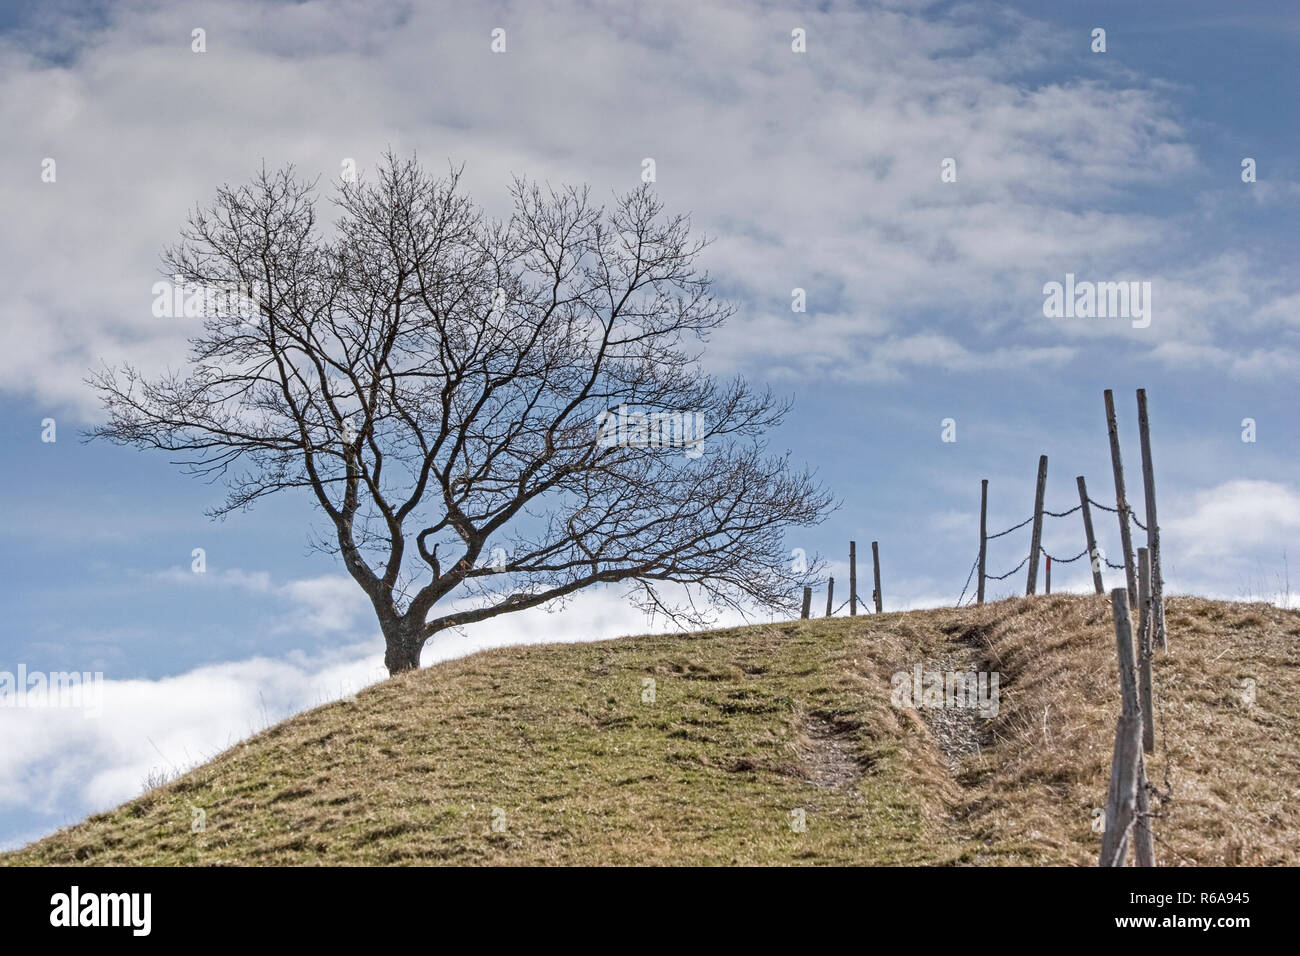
[882,619,1004,862]
[916,647,992,770]
[796,715,866,795]
[917,622,1000,772]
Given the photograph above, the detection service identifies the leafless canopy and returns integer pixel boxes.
[90,154,833,674]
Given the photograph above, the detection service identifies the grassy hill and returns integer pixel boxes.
[6,594,1298,866]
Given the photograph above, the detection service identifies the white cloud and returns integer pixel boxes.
[0,641,382,824]
[1166,480,1300,561]
[2,0,1285,417]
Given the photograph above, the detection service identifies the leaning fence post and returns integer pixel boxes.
[800,586,812,620]
[1136,389,1166,650]
[825,577,834,617]
[1104,390,1139,608]
[1100,588,1143,867]
[1133,561,1158,868]
[871,541,883,614]
[849,541,858,616]
[1137,548,1155,755]
[1077,475,1105,594]
[977,479,988,604]
[1026,455,1048,595]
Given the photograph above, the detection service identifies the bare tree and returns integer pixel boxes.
[90,154,834,675]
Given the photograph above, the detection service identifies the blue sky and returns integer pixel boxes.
[1,0,1297,848]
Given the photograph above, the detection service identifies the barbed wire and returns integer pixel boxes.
[956,553,979,606]
[1042,504,1082,518]
[981,498,1099,587]
[816,481,1161,620]
[986,514,1034,540]
[986,500,1093,541]
[1040,546,1089,564]
[900,492,1154,611]
[1087,496,1149,531]
[985,554,1030,581]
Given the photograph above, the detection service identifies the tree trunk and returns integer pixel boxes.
[382,621,423,675]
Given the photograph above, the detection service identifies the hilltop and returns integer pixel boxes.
[6,594,1298,866]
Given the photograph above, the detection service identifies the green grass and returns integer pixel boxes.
[6,594,1298,866]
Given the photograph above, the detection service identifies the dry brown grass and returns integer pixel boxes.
[935,593,1300,865]
[5,594,1296,866]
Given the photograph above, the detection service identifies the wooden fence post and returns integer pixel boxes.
[1104,390,1139,608]
[1137,548,1155,755]
[1077,475,1105,594]
[871,541,883,614]
[1136,389,1166,650]
[825,577,834,617]
[1026,455,1048,595]
[977,479,988,605]
[1133,560,1158,867]
[849,541,857,617]
[801,586,812,620]
[1100,588,1144,866]
[1134,753,1156,868]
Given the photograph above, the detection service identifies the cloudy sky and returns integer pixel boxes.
[1,0,1297,848]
